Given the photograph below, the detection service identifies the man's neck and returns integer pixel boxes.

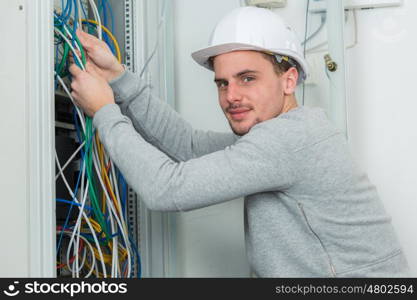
[281,94,298,114]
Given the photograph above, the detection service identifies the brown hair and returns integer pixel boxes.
[260,52,294,76]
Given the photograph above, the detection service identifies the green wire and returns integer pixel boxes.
[84,118,111,243]
[73,31,87,67]
[57,42,70,76]
[54,24,87,70]
[54,19,111,244]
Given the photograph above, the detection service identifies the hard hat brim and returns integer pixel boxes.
[191,42,308,83]
[191,43,272,70]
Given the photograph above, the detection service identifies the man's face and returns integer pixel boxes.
[213,50,286,136]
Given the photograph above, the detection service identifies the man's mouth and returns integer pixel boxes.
[228,108,251,121]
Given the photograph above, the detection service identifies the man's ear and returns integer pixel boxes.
[282,67,298,95]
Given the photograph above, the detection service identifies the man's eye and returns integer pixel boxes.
[242,76,255,83]
[217,81,228,88]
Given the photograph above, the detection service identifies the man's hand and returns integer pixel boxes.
[69,62,115,117]
[76,29,124,82]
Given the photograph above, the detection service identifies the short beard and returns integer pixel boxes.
[229,117,262,136]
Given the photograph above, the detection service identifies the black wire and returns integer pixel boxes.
[302,0,310,106]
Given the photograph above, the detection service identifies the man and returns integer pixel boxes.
[69,7,410,277]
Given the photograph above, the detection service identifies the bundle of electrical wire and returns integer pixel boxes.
[54,0,140,278]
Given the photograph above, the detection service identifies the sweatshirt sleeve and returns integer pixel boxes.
[109,70,238,161]
[93,104,297,212]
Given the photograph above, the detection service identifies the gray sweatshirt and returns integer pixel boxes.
[93,70,410,277]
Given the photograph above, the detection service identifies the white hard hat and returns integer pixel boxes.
[192,7,308,84]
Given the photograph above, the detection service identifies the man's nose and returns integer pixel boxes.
[225,82,242,103]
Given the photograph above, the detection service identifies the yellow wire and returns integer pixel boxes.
[87,218,106,240]
[59,20,130,278]
[82,218,129,260]
[81,19,122,63]
[93,131,123,217]
[71,20,125,232]
[91,244,128,264]
[95,133,107,214]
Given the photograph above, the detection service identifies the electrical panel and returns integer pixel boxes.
[52,0,175,279]
[53,0,141,278]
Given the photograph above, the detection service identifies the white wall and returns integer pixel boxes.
[172,0,251,277]
[0,0,29,276]
[345,1,417,275]
[296,0,417,276]
[172,0,417,277]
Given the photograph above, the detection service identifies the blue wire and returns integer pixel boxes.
[129,235,142,278]
[72,0,78,33]
[56,157,84,253]
[80,0,88,19]
[122,260,128,276]
[115,170,128,239]
[54,14,84,70]
[56,1,137,276]
[54,44,60,73]
[56,198,93,211]
[73,109,109,235]
[61,0,72,24]
[99,0,116,55]
[119,172,127,220]
[56,113,94,253]
[106,0,116,53]
[98,1,109,47]
[73,107,83,155]
[105,0,115,34]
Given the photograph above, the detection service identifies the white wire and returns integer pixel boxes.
[58,230,96,278]
[55,141,86,180]
[57,69,129,278]
[91,140,118,277]
[94,263,99,277]
[78,162,86,275]
[55,18,133,276]
[55,150,108,278]
[58,230,94,277]
[62,23,83,55]
[91,140,132,277]
[109,158,123,277]
[74,222,81,277]
[110,160,122,222]
[75,153,88,277]
[75,146,87,279]
[94,152,118,278]
[67,182,88,278]
[88,0,102,40]
[56,68,91,278]
[55,74,86,133]
[57,71,88,279]
[77,0,83,29]
[109,207,118,277]
[109,158,122,277]
[54,28,85,71]
[75,241,88,275]
[92,138,132,276]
